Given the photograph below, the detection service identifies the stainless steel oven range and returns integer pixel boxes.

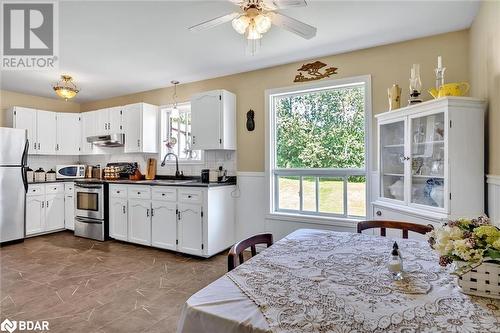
[74,181,108,241]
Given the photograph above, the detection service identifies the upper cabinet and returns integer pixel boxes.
[122,103,158,153]
[11,107,37,154]
[191,89,236,150]
[80,111,97,155]
[95,106,123,135]
[56,113,81,155]
[36,110,57,155]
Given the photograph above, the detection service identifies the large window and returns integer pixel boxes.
[160,103,202,162]
[268,77,370,220]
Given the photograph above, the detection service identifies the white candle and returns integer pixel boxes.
[438,56,442,69]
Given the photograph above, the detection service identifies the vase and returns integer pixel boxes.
[456,261,500,299]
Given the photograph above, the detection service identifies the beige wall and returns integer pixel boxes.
[470,1,500,176]
[0,90,80,126]
[82,30,469,172]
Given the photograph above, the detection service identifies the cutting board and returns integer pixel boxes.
[145,158,157,180]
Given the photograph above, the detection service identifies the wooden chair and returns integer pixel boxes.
[228,233,273,271]
[357,220,433,239]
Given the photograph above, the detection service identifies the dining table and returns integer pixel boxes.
[177,229,500,333]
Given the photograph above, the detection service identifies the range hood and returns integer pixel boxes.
[87,133,125,147]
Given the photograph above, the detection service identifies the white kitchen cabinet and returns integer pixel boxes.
[109,197,128,241]
[177,203,203,256]
[26,195,45,235]
[122,103,158,153]
[96,109,109,135]
[11,106,37,154]
[128,199,152,246]
[36,110,57,155]
[45,193,65,231]
[374,97,486,225]
[56,113,81,155]
[95,106,123,135]
[191,89,236,150]
[64,183,75,230]
[151,201,177,250]
[80,111,98,154]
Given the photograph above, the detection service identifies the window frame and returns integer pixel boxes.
[265,75,372,224]
[159,102,204,165]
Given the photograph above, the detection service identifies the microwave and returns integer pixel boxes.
[56,165,86,179]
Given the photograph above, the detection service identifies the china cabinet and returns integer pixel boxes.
[373,97,485,225]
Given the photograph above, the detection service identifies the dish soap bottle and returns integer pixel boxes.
[388,247,403,280]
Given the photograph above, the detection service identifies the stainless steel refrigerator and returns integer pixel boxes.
[0,128,28,243]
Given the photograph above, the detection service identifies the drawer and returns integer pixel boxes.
[110,185,127,198]
[178,189,202,203]
[152,187,176,202]
[127,186,151,200]
[27,184,45,196]
[65,182,75,194]
[45,183,65,194]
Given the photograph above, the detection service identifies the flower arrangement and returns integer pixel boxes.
[427,216,500,274]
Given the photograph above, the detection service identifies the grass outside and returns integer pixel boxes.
[278,177,366,217]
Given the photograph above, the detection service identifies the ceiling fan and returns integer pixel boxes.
[189,0,317,52]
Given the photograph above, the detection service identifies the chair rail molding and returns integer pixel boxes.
[487,175,500,227]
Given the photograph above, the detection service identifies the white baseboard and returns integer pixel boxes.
[487,175,500,227]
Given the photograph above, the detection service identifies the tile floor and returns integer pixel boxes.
[0,231,228,333]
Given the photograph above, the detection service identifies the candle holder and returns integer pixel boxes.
[408,64,422,105]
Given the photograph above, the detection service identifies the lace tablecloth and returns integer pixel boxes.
[225,229,500,333]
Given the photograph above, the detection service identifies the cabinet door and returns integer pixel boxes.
[45,193,65,231]
[110,197,128,241]
[64,194,75,230]
[123,104,142,153]
[13,107,37,154]
[151,201,177,250]
[379,119,407,203]
[56,113,81,155]
[178,203,203,255]
[81,111,97,154]
[96,109,109,135]
[408,110,447,211]
[26,195,45,235]
[128,199,151,245]
[36,110,57,155]
[191,91,221,150]
[108,106,123,133]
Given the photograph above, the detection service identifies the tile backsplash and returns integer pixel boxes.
[27,151,237,177]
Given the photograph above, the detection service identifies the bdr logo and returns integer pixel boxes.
[1,1,59,70]
[1,319,50,332]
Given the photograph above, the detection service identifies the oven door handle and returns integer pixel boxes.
[75,217,103,224]
[75,184,103,189]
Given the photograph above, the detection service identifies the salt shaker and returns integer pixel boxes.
[388,247,403,280]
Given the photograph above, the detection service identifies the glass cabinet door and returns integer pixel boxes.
[409,112,446,209]
[380,120,406,202]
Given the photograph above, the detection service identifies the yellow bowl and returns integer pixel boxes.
[429,82,470,99]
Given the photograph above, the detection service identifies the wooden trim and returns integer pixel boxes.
[357,220,433,238]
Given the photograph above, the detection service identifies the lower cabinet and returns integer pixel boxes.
[64,183,75,230]
[109,197,128,241]
[26,183,67,236]
[151,201,177,250]
[26,195,45,235]
[177,203,203,256]
[128,198,152,246]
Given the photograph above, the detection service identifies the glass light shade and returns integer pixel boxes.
[232,16,250,34]
[246,24,262,40]
[54,87,77,100]
[254,14,271,34]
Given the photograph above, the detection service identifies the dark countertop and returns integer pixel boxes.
[72,177,236,188]
[28,179,72,185]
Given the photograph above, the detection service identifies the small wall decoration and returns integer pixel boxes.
[246,110,255,131]
[293,61,338,83]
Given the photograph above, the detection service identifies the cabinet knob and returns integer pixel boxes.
[188,195,192,198]
[376,210,382,216]
[137,192,140,195]
[162,193,165,196]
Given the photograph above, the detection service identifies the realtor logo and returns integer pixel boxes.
[1,1,58,70]
[0,319,17,333]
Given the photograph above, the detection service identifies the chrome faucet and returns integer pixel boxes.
[161,152,181,178]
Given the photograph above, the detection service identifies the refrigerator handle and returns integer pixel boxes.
[21,167,28,193]
[22,140,29,166]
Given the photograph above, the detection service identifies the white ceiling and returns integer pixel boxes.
[1,0,479,103]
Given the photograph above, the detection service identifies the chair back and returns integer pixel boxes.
[357,220,433,239]
[228,233,273,271]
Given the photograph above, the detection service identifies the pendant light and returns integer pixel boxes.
[171,80,179,112]
[53,75,79,101]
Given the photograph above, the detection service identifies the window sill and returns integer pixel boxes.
[266,212,363,229]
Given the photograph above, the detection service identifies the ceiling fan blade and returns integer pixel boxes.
[189,12,240,32]
[262,0,307,10]
[270,12,316,39]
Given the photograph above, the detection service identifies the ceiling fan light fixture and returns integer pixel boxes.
[254,14,272,34]
[53,75,79,101]
[246,23,262,40]
[232,15,250,34]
